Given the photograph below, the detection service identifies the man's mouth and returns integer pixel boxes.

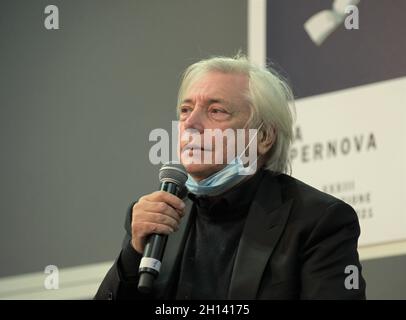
[182,144,212,152]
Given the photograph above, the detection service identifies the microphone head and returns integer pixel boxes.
[159,162,188,187]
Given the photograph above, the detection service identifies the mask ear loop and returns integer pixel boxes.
[236,122,264,174]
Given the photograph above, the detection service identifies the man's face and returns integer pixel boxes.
[178,71,252,181]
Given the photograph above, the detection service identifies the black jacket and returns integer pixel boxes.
[95,171,366,299]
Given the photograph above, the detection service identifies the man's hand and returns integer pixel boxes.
[131,191,186,254]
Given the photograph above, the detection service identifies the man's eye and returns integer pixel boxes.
[180,107,191,113]
[211,109,226,114]
[209,108,230,120]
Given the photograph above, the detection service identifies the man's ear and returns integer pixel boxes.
[258,126,276,156]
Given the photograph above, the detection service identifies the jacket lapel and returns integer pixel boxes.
[153,198,194,298]
[228,173,293,299]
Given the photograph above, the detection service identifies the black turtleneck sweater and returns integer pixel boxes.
[174,169,265,300]
[118,169,265,299]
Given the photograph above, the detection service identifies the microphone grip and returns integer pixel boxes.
[137,182,180,294]
[137,234,167,293]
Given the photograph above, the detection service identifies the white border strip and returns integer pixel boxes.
[358,240,406,261]
[248,0,266,67]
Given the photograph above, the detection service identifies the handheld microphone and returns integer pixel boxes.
[137,162,188,294]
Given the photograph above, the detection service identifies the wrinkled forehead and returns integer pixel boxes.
[178,70,250,104]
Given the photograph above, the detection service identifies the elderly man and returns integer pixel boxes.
[95,55,366,300]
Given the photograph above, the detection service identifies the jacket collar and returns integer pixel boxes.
[227,172,293,299]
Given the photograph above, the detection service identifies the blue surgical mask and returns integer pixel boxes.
[185,123,263,197]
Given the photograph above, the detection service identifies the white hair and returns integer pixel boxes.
[177,54,296,174]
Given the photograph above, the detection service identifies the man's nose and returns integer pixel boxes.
[183,107,205,133]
